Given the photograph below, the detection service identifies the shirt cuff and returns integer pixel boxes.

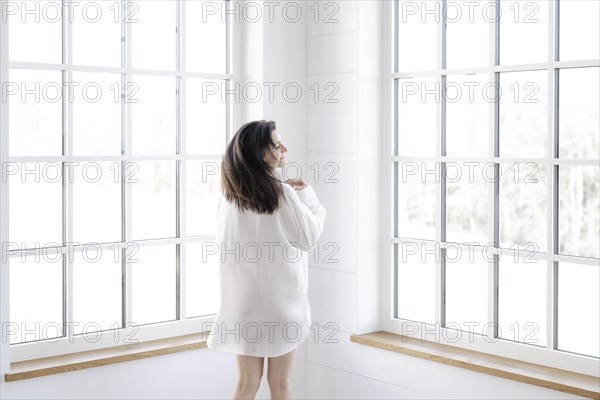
[295,184,320,209]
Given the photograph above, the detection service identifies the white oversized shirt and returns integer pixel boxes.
[206,181,327,357]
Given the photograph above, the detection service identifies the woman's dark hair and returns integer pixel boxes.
[221,120,283,214]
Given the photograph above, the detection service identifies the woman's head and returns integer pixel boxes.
[221,120,288,214]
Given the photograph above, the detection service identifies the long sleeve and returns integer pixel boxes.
[278,183,327,252]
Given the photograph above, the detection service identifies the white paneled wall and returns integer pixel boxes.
[307,32,358,75]
[309,268,358,334]
[305,0,381,348]
[307,152,359,214]
[307,112,358,153]
[309,210,358,273]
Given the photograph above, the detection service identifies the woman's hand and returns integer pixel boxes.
[284,178,307,190]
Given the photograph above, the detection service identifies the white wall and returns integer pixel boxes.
[1,349,240,400]
[306,328,586,399]
[0,346,306,400]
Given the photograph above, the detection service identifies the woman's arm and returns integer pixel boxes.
[278,183,327,252]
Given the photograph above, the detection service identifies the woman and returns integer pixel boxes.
[206,120,327,399]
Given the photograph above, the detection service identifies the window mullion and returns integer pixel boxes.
[488,0,500,341]
[63,0,75,344]
[547,0,559,353]
[177,0,185,321]
[436,0,445,328]
[392,21,399,318]
[0,5,8,374]
[123,0,133,329]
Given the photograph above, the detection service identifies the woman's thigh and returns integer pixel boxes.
[236,355,265,384]
[267,349,297,385]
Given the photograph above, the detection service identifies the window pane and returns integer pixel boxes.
[446,162,489,244]
[397,77,437,157]
[73,248,122,336]
[186,0,227,73]
[8,0,62,63]
[186,242,219,318]
[445,257,489,332]
[9,162,62,250]
[396,242,436,324]
[131,245,176,325]
[445,0,490,69]
[131,161,176,240]
[559,165,600,258]
[498,256,546,347]
[131,0,176,70]
[445,74,489,157]
[558,262,600,358]
[397,162,437,240]
[397,1,437,72]
[72,72,122,155]
[559,67,600,159]
[72,0,121,67]
[499,163,547,252]
[9,255,63,344]
[499,0,548,65]
[73,162,121,244]
[9,69,62,156]
[131,75,176,155]
[499,70,547,158]
[186,79,227,154]
[559,0,600,61]
[186,160,220,236]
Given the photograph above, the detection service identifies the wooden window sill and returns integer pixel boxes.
[350,331,600,400]
[4,332,209,382]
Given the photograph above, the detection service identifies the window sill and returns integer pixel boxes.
[350,331,600,400]
[4,332,209,382]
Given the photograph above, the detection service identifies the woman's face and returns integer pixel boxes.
[264,129,288,168]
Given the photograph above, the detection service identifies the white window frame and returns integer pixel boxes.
[382,0,600,377]
[0,0,242,363]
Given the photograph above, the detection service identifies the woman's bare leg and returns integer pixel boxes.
[267,349,297,400]
[232,355,264,400]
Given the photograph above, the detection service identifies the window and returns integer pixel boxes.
[386,0,599,373]
[1,0,233,361]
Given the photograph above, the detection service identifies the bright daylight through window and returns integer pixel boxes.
[389,0,599,365]
[2,0,231,358]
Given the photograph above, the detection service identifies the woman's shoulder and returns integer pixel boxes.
[280,182,294,193]
[279,182,303,202]
[279,182,317,209]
